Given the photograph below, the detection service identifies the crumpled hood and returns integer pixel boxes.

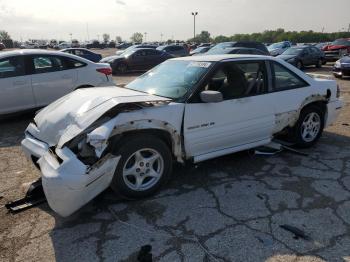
[32,87,170,147]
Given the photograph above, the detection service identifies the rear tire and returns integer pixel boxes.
[316,59,322,68]
[110,135,173,199]
[116,62,128,74]
[289,105,324,148]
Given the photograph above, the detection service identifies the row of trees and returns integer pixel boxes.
[190,29,350,44]
[3,28,350,45]
[0,30,11,41]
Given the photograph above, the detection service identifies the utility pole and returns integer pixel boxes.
[160,33,163,42]
[86,23,90,41]
[69,33,72,42]
[191,12,198,41]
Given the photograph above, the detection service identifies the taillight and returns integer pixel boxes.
[96,68,112,76]
[337,84,340,98]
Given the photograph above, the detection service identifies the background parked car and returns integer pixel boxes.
[0,50,113,115]
[333,55,350,78]
[101,48,173,73]
[205,47,268,56]
[190,46,211,55]
[322,38,350,62]
[210,41,269,55]
[268,41,292,56]
[314,42,330,50]
[61,48,102,62]
[56,42,71,50]
[0,42,5,51]
[116,42,133,49]
[20,42,39,49]
[86,40,104,49]
[71,39,80,48]
[277,45,325,69]
[116,44,157,55]
[157,45,189,57]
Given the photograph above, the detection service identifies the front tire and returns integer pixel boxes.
[110,135,173,199]
[289,105,324,148]
[296,61,303,70]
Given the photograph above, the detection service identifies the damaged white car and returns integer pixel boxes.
[21,55,343,217]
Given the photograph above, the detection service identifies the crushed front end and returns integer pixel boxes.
[21,123,120,217]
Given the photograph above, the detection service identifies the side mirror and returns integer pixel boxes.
[200,90,223,103]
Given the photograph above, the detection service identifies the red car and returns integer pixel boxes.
[0,42,5,51]
[322,38,350,62]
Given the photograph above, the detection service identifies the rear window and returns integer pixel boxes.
[271,62,309,91]
[0,56,25,78]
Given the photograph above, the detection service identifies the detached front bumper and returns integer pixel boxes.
[21,134,120,217]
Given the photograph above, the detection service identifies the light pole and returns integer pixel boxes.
[160,33,163,43]
[69,33,72,42]
[191,12,198,41]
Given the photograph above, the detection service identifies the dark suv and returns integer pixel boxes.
[210,41,269,55]
[157,45,189,57]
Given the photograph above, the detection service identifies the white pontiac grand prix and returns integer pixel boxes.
[21,55,343,216]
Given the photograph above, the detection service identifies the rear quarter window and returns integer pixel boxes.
[271,61,309,91]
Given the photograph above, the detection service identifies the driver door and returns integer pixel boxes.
[183,60,275,162]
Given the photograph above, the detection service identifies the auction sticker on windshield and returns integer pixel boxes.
[188,61,212,68]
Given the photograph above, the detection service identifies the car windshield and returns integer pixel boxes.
[193,47,207,53]
[125,60,212,99]
[282,48,303,55]
[211,42,235,50]
[332,39,350,46]
[122,49,137,57]
[206,47,232,55]
[268,42,284,50]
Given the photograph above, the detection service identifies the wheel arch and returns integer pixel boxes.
[109,120,184,163]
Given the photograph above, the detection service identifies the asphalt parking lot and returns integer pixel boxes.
[1,50,350,262]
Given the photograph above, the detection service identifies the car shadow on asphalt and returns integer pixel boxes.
[34,130,350,261]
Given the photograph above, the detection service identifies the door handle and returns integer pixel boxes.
[61,75,70,79]
[13,80,26,86]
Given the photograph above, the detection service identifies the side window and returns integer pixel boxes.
[0,56,25,78]
[74,50,83,56]
[271,62,308,91]
[64,57,86,69]
[204,61,267,100]
[33,56,67,74]
[310,47,320,55]
[145,49,157,56]
[135,50,146,56]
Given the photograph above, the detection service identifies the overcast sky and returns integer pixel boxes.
[0,0,349,42]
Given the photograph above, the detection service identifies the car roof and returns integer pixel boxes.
[0,49,92,62]
[171,54,273,62]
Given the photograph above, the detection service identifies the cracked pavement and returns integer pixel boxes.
[1,66,350,262]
